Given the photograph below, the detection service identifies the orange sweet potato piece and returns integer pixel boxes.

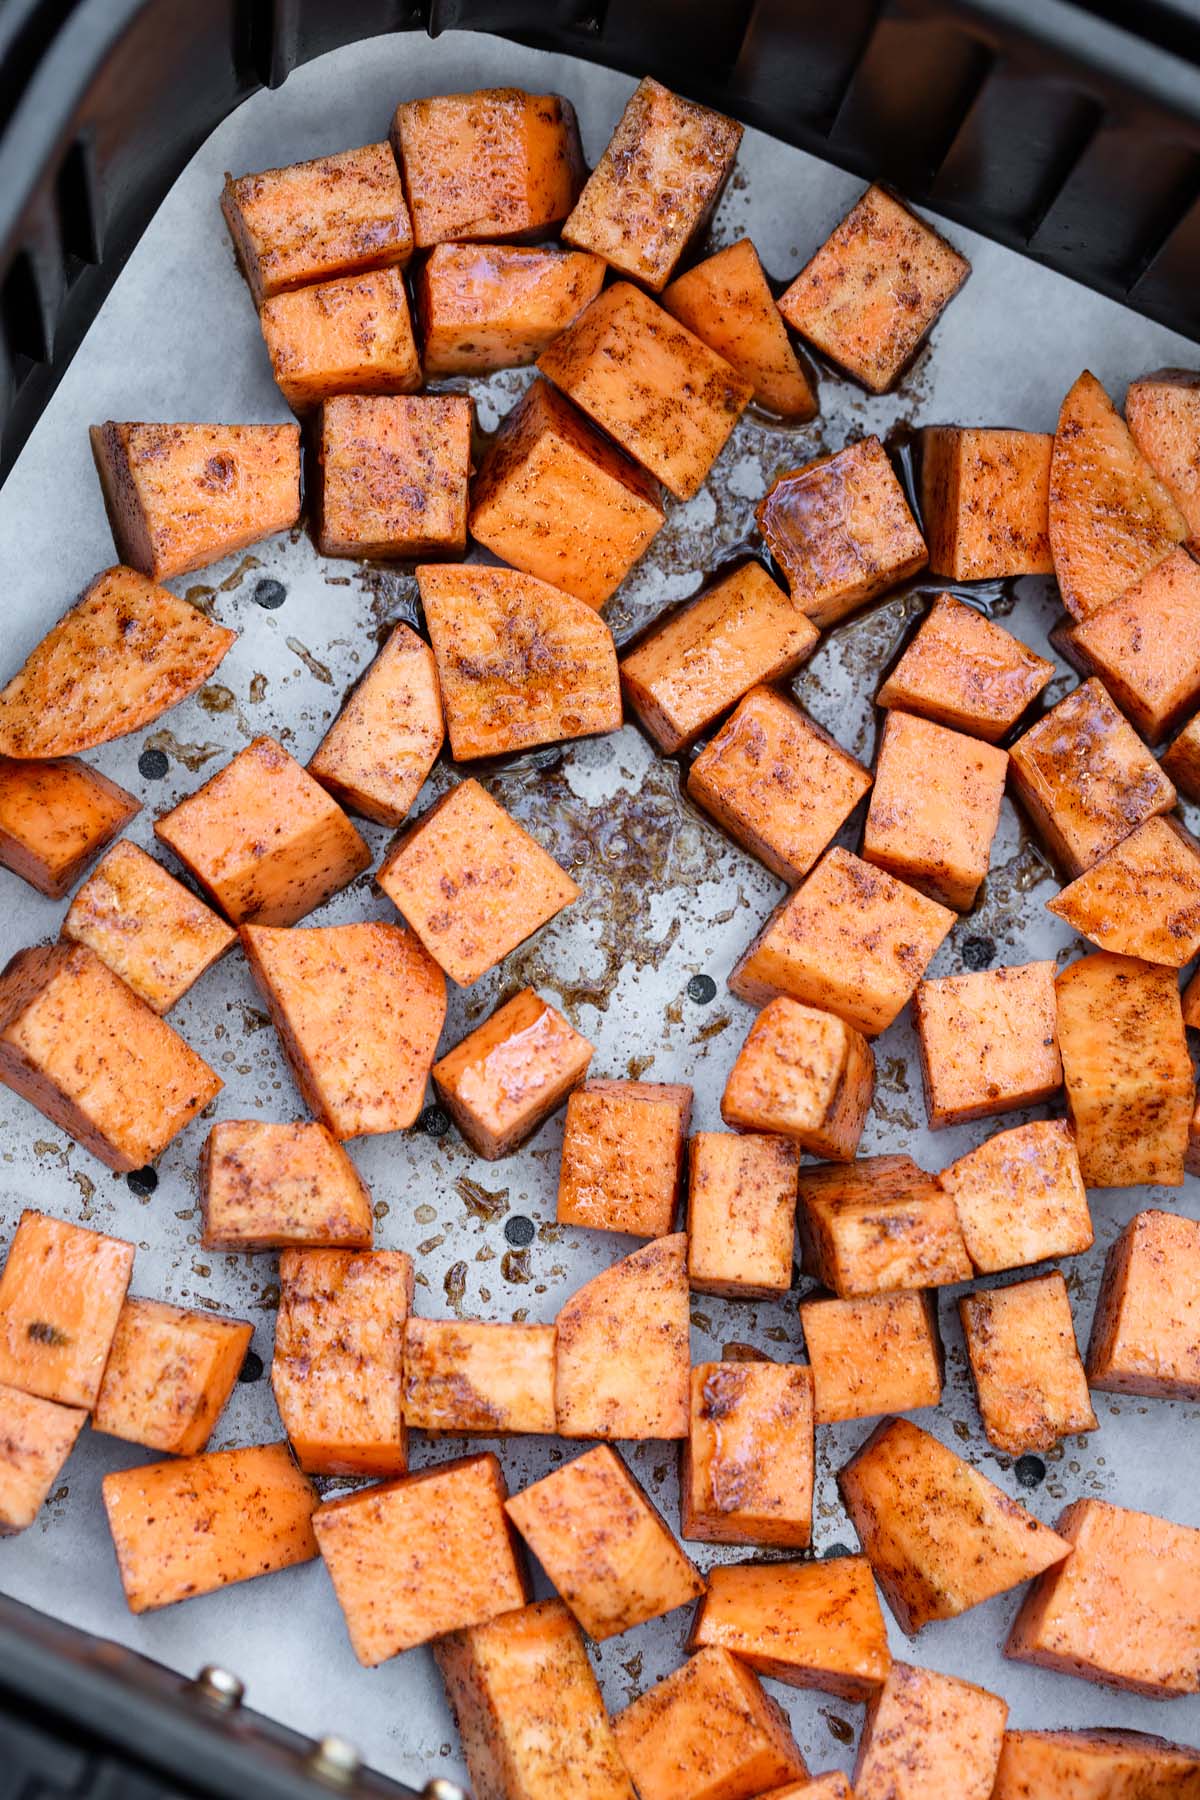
[1086,1209,1200,1401]
[757,1781,852,1800]
[307,623,443,828]
[557,1078,691,1237]
[993,1727,1200,1798]
[914,961,1062,1129]
[259,266,420,413]
[1047,814,1200,965]
[1068,547,1200,741]
[919,429,1053,579]
[614,1647,808,1800]
[417,243,604,376]
[433,988,592,1160]
[800,1291,942,1424]
[960,1272,1096,1456]
[92,1297,251,1456]
[403,1318,556,1436]
[864,709,1007,911]
[316,392,472,559]
[1162,711,1200,800]
[201,1119,373,1251]
[796,1155,970,1297]
[0,1383,85,1533]
[0,756,138,898]
[937,1118,1092,1273]
[555,1234,688,1440]
[722,997,874,1160]
[877,592,1053,740]
[1126,366,1200,545]
[688,1557,891,1701]
[681,1361,814,1549]
[663,238,816,418]
[854,1663,1006,1800]
[0,1209,134,1409]
[687,1131,798,1299]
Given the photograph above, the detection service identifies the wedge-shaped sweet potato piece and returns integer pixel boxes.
[723,997,874,1160]
[1050,371,1186,621]
[0,943,221,1172]
[682,1361,814,1549]
[420,563,621,760]
[914,961,1062,1129]
[435,1600,636,1800]
[0,567,234,759]
[877,592,1052,741]
[796,1155,970,1296]
[241,921,446,1138]
[864,710,1007,911]
[434,989,592,1161]
[0,755,138,898]
[417,243,604,376]
[801,1291,942,1424]
[1163,710,1200,801]
[62,840,235,1012]
[1068,547,1200,741]
[403,1318,556,1436]
[0,1209,133,1410]
[1048,814,1200,965]
[259,266,420,413]
[614,1647,808,1800]
[272,1248,410,1475]
[307,623,443,828]
[201,1119,373,1251]
[1087,1209,1200,1401]
[1126,366,1200,545]
[993,1727,1200,1799]
[839,1417,1071,1634]
[93,1298,250,1456]
[919,429,1053,580]
[103,1440,318,1613]
[960,1272,1096,1456]
[555,1234,688,1440]
[557,1078,691,1237]
[0,1383,85,1534]
[689,1557,890,1701]
[937,1119,1092,1273]
[687,1132,798,1299]
[663,239,816,419]
[316,392,471,560]
[855,1663,1006,1800]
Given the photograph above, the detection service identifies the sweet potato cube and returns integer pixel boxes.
[681,1361,814,1549]
[259,266,420,413]
[914,961,1062,1129]
[556,1078,691,1237]
[93,1298,250,1456]
[688,688,872,884]
[0,1210,133,1409]
[417,243,604,376]
[688,1557,890,1701]
[993,1727,1200,1798]
[468,378,663,610]
[62,841,235,1012]
[316,393,471,560]
[420,563,621,760]
[307,624,443,828]
[435,1600,636,1800]
[538,282,751,502]
[403,1318,556,1436]
[103,1441,318,1613]
[854,1663,1007,1800]
[313,1452,528,1664]
[687,1131,798,1299]
[663,238,816,419]
[201,1119,373,1251]
[1087,1209,1200,1401]
[839,1417,1071,1634]
[378,778,577,987]
[1055,951,1190,1187]
[877,592,1052,741]
[758,1781,852,1800]
[1162,709,1200,800]
[241,920,445,1138]
[779,185,968,393]
[0,1384,85,1533]
[919,430,1053,580]
[1006,1498,1200,1698]
[800,1291,942,1423]
[91,422,300,581]
[0,942,221,1172]
[614,1647,808,1800]
[937,1119,1092,1273]
[960,1272,1096,1456]
[864,709,1007,911]
[433,988,592,1160]
[796,1155,970,1296]
[1048,814,1200,965]
[555,1234,688,1440]
[1126,366,1200,545]
[1068,547,1200,741]
[722,998,874,1160]
[0,756,138,898]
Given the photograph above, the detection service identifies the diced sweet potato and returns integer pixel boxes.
[877,592,1052,740]
[1050,371,1186,621]
[863,709,1007,911]
[201,1119,373,1251]
[420,562,621,760]
[937,1119,1092,1273]
[314,1452,528,1663]
[662,239,816,419]
[681,1361,814,1549]
[241,920,445,1138]
[757,437,928,627]
[993,1727,1200,1798]
[1126,366,1200,545]
[688,1557,890,1701]
[563,77,741,291]
[316,393,472,560]
[0,1210,133,1409]
[62,840,235,1012]
[779,185,969,393]
[722,997,874,1159]
[0,1383,85,1533]
[613,1647,809,1800]
[687,1131,798,1299]
[377,778,576,987]
[0,942,221,1172]
[469,378,663,609]
[92,1297,250,1456]
[392,89,583,248]
[914,961,1062,1129]
[272,1248,410,1475]
[757,1781,852,1800]
[688,687,872,885]
[403,1318,556,1436]
[1162,709,1200,800]
[538,282,751,502]
[221,142,412,306]
[0,566,235,759]
[555,1234,688,1440]
[417,243,604,376]
[1087,1209,1200,1401]
[103,1441,318,1613]
[259,266,420,413]
[433,988,592,1160]
[0,755,138,898]
[557,1078,691,1237]
[1047,814,1200,965]
[854,1663,1007,1800]
[1068,547,1200,741]
[801,1291,942,1424]
[919,430,1053,580]
[1006,1497,1200,1698]
[796,1155,970,1296]
[435,1600,636,1800]
[1055,950,1190,1187]
[307,623,443,828]
[840,1417,1071,1634]
[960,1272,1096,1456]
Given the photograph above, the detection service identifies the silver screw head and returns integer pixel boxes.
[192,1665,244,1709]
[309,1734,362,1785]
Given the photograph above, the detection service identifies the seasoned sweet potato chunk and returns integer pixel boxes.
[854,1663,1006,1800]
[864,709,1007,911]
[663,239,816,418]
[796,1155,969,1297]
[937,1119,1092,1273]
[417,243,604,376]
[1126,366,1200,545]
[682,1361,814,1549]
[201,1119,373,1251]
[403,1318,556,1436]
[1068,547,1200,741]
[689,1557,890,1701]
[914,961,1061,1129]
[877,593,1052,741]
[0,756,138,898]
[1047,814,1200,965]
[62,841,235,1012]
[93,1298,250,1456]
[614,1647,808,1800]
[557,1078,691,1237]
[555,1234,688,1441]
[1087,1209,1200,1401]
[316,393,471,559]
[800,1291,942,1424]
[722,997,874,1160]
[919,429,1053,580]
[687,1131,798,1299]
[758,1781,852,1800]
[0,1210,134,1409]
[433,989,592,1160]
[1162,710,1200,800]
[993,1727,1200,1798]
[308,624,443,827]
[960,1272,1096,1456]
[259,266,420,412]
[0,1384,85,1534]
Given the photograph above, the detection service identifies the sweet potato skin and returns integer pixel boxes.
[307,623,444,828]
[0,1383,86,1534]
[682,1361,814,1549]
[854,1662,1007,1800]
[201,1119,374,1251]
[417,243,604,375]
[0,1209,134,1409]
[663,238,816,418]
[688,1557,891,1701]
[259,266,421,412]
[92,1298,251,1456]
[403,1318,556,1435]
[0,755,139,898]
[959,1272,1097,1456]
[555,1234,689,1441]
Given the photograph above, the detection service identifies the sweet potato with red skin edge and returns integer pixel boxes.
[1087,1209,1200,1401]
[1126,367,1200,545]
[1162,710,1200,801]
[877,592,1053,740]
[681,1361,814,1550]
[538,282,751,501]
[259,267,420,413]
[555,1234,688,1441]
[864,709,1007,911]
[93,1299,250,1456]
[103,1441,318,1613]
[0,943,221,1173]
[614,1647,809,1800]
[417,243,604,376]
[1048,814,1200,965]
[687,1132,798,1300]
[0,756,138,898]
[993,1727,1200,1799]
[937,1118,1092,1274]
[556,1078,691,1237]
[662,239,816,418]
[722,997,874,1160]
[854,1662,1007,1800]
[62,841,235,1013]
[419,563,621,760]
[796,1155,970,1297]
[0,1384,85,1533]
[1068,547,1200,741]
[240,921,446,1139]
[468,378,663,609]
[403,1318,556,1436]
[201,1119,373,1252]
[960,1272,1096,1457]
[1006,1497,1200,1698]
[563,77,742,291]
[800,1290,942,1423]
[313,1452,528,1665]
[316,393,471,560]
[688,1557,891,1701]
[0,567,234,760]
[272,1249,410,1475]
[919,429,1053,579]
[434,1600,636,1800]
[0,1210,133,1410]
[914,961,1062,1130]
[307,623,443,828]
[757,437,928,627]
[433,989,592,1160]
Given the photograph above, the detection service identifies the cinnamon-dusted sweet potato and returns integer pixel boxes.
[0,566,234,759]
[758,1781,852,1800]
[1087,1209,1200,1401]
[1068,547,1200,741]
[993,1727,1200,1800]
[0,1384,85,1533]
[62,841,236,1012]
[796,1155,970,1296]
[1126,366,1200,545]
[960,1272,1096,1456]
[937,1119,1092,1273]
[682,1361,814,1549]
[914,961,1062,1129]
[863,709,1007,911]
[689,1557,891,1701]
[433,989,593,1160]
[800,1291,942,1423]
[1047,814,1200,965]
[854,1663,1007,1800]
[417,243,604,376]
[722,997,875,1160]
[557,1078,691,1237]
[201,1119,373,1251]
[259,267,420,412]
[403,1318,556,1436]
[615,1648,808,1800]
[316,393,472,559]
[877,592,1053,740]
[0,755,138,898]
[92,1298,251,1457]
[1162,710,1200,800]
[0,1209,134,1409]
[919,430,1054,579]
[555,1234,688,1441]
[307,623,443,828]
[687,1132,798,1299]
[663,239,816,419]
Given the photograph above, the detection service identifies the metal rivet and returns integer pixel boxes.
[423,1781,469,1800]
[192,1666,244,1708]
[309,1736,361,1785]
[138,747,169,780]
[687,972,717,1004]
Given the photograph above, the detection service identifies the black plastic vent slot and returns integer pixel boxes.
[1030,122,1200,292]
[1,248,48,371]
[831,15,996,191]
